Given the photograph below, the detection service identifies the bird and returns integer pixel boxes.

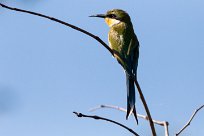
[90,9,139,124]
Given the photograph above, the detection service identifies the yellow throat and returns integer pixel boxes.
[105,18,120,27]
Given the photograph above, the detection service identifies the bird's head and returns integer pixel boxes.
[90,9,131,27]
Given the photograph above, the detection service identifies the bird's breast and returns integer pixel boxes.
[108,29,123,53]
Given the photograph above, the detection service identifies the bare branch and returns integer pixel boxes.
[135,80,156,136]
[176,105,204,136]
[0,3,113,56]
[89,104,165,126]
[0,3,156,135]
[90,104,169,136]
[73,112,139,136]
[164,121,169,136]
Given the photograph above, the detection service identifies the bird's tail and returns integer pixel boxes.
[125,72,138,124]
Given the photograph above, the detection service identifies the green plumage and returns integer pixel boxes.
[90,9,139,123]
[107,10,139,123]
[108,20,139,73]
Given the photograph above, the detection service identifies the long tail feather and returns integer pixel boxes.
[126,72,138,124]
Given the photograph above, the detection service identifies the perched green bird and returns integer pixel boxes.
[90,9,139,123]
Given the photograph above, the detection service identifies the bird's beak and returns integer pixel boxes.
[89,14,106,18]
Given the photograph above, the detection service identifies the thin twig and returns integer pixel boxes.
[135,80,156,136]
[73,112,139,136]
[176,105,204,136]
[0,3,113,56]
[90,104,169,136]
[89,104,165,126]
[0,3,156,135]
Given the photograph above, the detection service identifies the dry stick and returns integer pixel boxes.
[164,122,169,136]
[90,104,169,136]
[0,3,156,136]
[73,112,139,136]
[135,80,156,136]
[0,3,113,56]
[176,105,204,136]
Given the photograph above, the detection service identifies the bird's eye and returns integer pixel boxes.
[108,14,117,18]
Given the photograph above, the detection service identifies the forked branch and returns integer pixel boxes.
[90,104,169,136]
[176,105,204,136]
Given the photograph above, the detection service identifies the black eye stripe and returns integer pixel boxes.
[107,14,117,18]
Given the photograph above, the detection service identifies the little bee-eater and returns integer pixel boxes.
[90,9,139,123]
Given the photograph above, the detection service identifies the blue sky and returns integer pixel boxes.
[0,0,204,136]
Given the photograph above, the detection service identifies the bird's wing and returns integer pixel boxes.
[126,34,139,78]
[132,35,139,79]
